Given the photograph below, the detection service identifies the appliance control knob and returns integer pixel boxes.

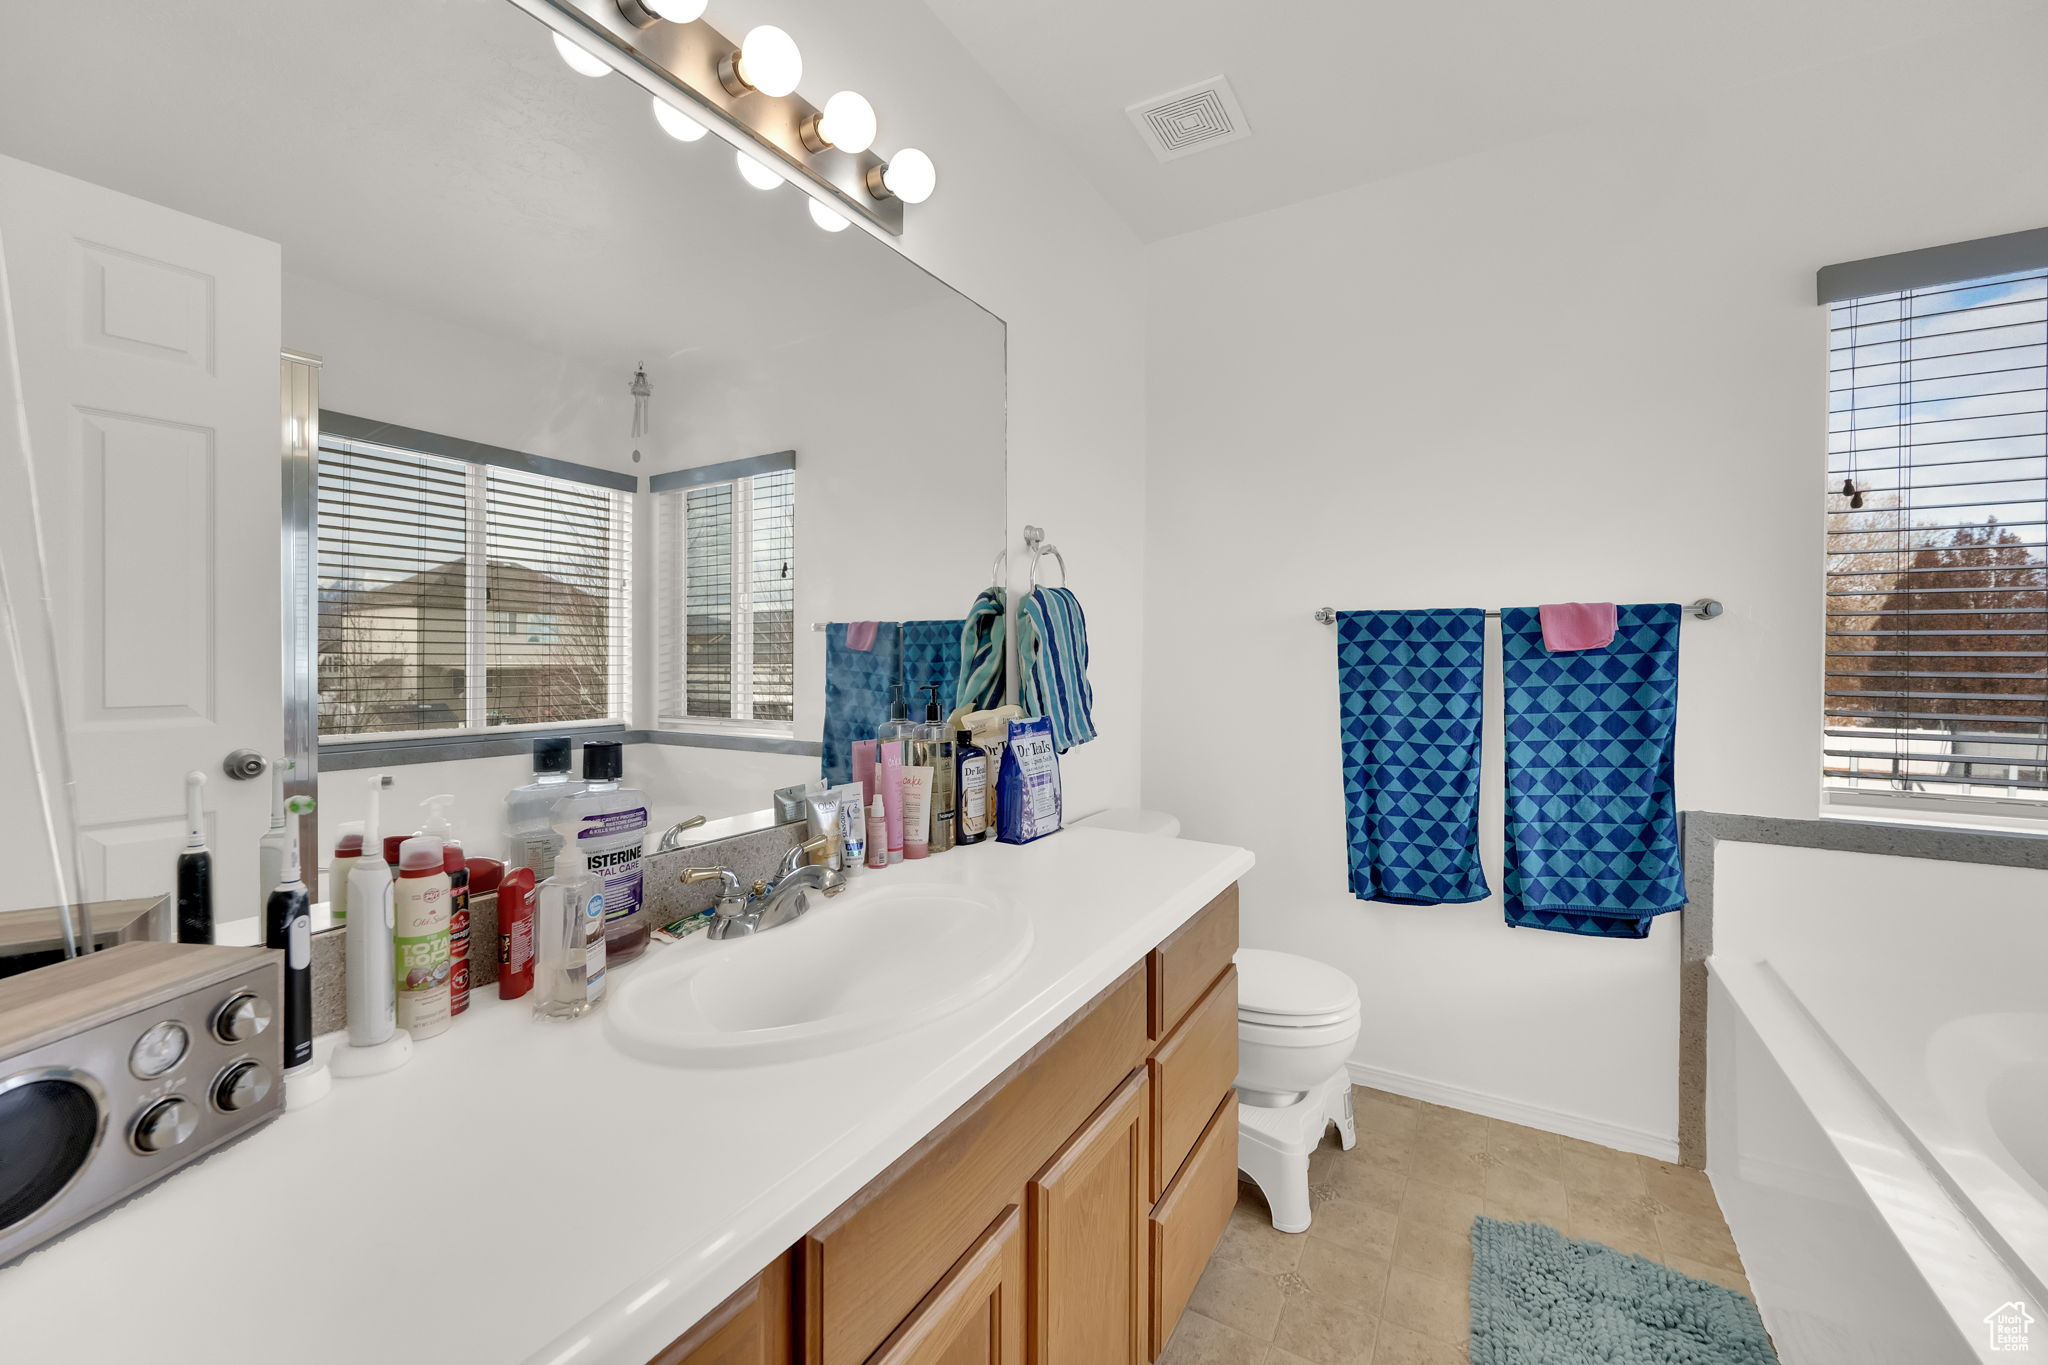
[132,1098,197,1154]
[213,1060,272,1113]
[213,993,272,1043]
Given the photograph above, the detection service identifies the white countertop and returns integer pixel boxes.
[0,829,1253,1365]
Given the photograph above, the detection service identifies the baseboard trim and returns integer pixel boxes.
[1344,1061,1680,1164]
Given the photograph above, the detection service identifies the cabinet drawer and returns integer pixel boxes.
[1147,1096,1237,1362]
[867,1207,1024,1365]
[803,968,1149,1365]
[1146,966,1237,1203]
[649,1251,793,1365]
[1147,887,1238,1042]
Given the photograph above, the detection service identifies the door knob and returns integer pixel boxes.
[222,749,268,781]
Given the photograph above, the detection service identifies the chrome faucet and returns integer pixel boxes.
[654,814,707,854]
[682,834,843,941]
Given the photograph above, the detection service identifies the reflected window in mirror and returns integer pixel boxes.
[656,466,796,735]
[316,438,632,741]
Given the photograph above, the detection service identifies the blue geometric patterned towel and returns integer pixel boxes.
[822,622,902,786]
[1337,610,1490,906]
[1500,603,1686,938]
[900,619,964,723]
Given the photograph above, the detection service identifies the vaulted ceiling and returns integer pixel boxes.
[921,0,2045,242]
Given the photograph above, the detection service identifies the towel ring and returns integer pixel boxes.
[1023,524,1067,589]
[990,548,1008,588]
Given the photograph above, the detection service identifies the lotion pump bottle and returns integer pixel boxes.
[874,684,915,744]
[393,837,452,1040]
[535,843,605,1019]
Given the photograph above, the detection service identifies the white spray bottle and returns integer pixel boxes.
[332,773,411,1077]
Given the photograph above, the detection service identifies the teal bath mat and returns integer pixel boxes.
[1470,1217,1774,1364]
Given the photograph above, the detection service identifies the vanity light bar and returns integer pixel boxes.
[509,0,919,234]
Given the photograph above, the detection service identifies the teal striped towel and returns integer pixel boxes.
[954,587,1006,716]
[1019,586,1095,753]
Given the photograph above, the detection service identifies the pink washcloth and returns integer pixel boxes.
[846,620,881,651]
[1539,602,1617,652]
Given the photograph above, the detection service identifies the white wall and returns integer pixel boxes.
[1141,15,2048,1150]
[697,0,1150,814]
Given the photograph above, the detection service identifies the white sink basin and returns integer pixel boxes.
[605,881,1034,1066]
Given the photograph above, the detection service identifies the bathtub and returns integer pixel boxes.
[1707,843,2046,1365]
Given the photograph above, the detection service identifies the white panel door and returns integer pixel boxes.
[0,151,281,927]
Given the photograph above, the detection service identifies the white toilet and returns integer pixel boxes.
[1233,948,1362,1233]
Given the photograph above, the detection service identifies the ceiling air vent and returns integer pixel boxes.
[1126,76,1250,163]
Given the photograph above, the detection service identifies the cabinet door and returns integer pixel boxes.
[650,1252,793,1365]
[1148,1098,1238,1361]
[1147,966,1238,1202]
[867,1207,1024,1365]
[1027,1071,1148,1365]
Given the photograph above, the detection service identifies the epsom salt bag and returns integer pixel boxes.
[997,717,1062,844]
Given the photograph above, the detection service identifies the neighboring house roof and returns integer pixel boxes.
[337,558,598,611]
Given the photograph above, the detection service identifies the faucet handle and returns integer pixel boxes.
[678,866,747,914]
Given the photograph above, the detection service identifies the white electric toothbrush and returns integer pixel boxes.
[331,773,411,1077]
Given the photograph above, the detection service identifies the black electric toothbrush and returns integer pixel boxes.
[175,770,213,944]
[264,793,316,1070]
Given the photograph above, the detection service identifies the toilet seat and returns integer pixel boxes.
[1235,949,1359,1028]
[1238,1014,1360,1049]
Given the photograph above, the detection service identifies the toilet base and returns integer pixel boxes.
[1235,1068,1356,1234]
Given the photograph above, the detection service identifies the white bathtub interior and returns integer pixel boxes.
[1710,841,2048,1363]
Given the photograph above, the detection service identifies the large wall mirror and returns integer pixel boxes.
[0,0,1005,961]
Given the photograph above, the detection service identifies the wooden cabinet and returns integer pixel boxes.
[1146,885,1238,1042]
[650,1252,793,1365]
[1147,966,1238,1203]
[1027,1071,1149,1365]
[868,1207,1025,1365]
[801,969,1149,1365]
[1148,1097,1238,1362]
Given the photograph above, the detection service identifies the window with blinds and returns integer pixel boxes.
[1826,267,2048,807]
[316,438,631,739]
[655,467,796,731]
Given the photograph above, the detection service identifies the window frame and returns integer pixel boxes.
[313,427,634,748]
[653,457,797,739]
[1819,253,2048,828]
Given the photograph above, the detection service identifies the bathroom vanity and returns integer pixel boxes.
[661,880,1241,1365]
[0,831,1251,1364]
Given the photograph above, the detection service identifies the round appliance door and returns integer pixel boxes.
[0,1069,106,1232]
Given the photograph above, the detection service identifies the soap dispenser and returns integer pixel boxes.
[875,684,915,747]
[913,686,955,854]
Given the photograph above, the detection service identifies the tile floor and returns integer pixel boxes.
[1162,1087,1755,1365]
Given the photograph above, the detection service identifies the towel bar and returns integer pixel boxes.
[1312,599,1723,625]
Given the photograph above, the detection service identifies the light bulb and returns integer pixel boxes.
[816,91,877,154]
[808,198,850,233]
[735,148,783,191]
[735,25,802,97]
[652,97,707,142]
[639,0,706,19]
[551,31,611,78]
[881,148,936,204]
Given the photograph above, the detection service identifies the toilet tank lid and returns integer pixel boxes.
[1075,807,1181,837]
[1234,949,1359,1018]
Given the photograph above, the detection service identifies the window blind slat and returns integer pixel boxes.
[1826,266,2048,806]
[317,438,629,740]
[654,466,796,731]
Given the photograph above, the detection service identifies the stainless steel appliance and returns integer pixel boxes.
[0,942,284,1265]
